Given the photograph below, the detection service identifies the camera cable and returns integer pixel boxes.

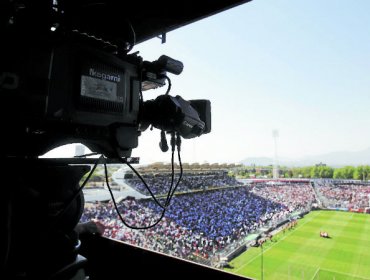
[108,133,183,229]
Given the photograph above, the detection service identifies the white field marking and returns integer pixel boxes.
[234,211,321,273]
[319,268,370,280]
[310,267,320,280]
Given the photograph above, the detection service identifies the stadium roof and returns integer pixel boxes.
[1,1,252,46]
[65,0,253,44]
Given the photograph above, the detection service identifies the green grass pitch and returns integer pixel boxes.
[225,210,370,280]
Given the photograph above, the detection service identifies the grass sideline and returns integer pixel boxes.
[225,210,370,280]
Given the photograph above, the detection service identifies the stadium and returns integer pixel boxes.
[3,1,370,279]
[81,164,370,280]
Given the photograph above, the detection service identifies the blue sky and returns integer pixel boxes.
[45,0,370,164]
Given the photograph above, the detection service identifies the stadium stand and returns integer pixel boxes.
[81,173,322,266]
[81,172,370,267]
[313,180,370,211]
[124,171,242,195]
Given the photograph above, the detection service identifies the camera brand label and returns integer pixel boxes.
[89,68,121,83]
[81,75,118,102]
[182,120,193,128]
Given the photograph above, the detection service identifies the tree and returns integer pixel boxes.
[333,166,355,179]
[354,165,370,181]
[342,166,355,179]
[201,162,210,170]
[365,166,370,180]
[284,170,293,178]
[354,166,364,180]
[333,168,343,179]
[190,162,200,170]
[310,166,320,178]
[302,166,312,178]
[319,166,334,178]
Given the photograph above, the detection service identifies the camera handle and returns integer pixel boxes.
[159,130,169,152]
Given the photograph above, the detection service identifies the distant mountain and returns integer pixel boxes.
[240,147,370,167]
[240,157,275,166]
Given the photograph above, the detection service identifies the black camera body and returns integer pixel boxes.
[1,40,141,157]
[1,0,212,159]
[142,95,211,139]
[0,27,212,278]
[1,37,211,158]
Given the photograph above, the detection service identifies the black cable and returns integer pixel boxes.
[164,146,175,208]
[167,133,183,204]
[164,75,172,95]
[124,161,165,209]
[173,149,183,197]
[104,163,166,229]
[74,152,99,158]
[111,133,183,229]
[53,155,103,224]
[165,133,176,207]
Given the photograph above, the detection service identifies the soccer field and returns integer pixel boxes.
[225,210,370,280]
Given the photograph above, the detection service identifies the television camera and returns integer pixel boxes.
[0,1,214,279]
[1,18,211,159]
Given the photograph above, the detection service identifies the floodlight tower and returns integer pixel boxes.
[272,130,279,179]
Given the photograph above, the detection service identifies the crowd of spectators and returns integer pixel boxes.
[81,199,216,261]
[142,187,289,239]
[314,181,370,209]
[251,182,316,213]
[81,175,317,264]
[124,172,242,195]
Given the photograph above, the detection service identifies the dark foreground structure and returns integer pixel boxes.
[1,1,252,279]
